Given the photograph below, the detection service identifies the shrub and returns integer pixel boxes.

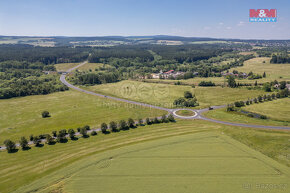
[198,81,215,87]
[260,115,267,119]
[29,135,34,141]
[234,101,245,107]
[91,131,97,136]
[247,114,254,118]
[41,111,50,118]
[52,131,57,137]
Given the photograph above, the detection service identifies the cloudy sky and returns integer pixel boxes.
[0,0,289,39]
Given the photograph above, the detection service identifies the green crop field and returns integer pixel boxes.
[11,125,290,193]
[83,80,266,108]
[243,98,290,122]
[0,90,165,143]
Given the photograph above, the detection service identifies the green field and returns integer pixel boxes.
[55,63,80,72]
[76,63,106,71]
[83,80,266,108]
[243,98,290,122]
[231,57,290,82]
[0,90,165,143]
[11,125,290,193]
[204,107,289,127]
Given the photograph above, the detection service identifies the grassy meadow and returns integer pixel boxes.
[243,98,290,122]
[6,121,289,193]
[83,80,266,108]
[55,63,80,72]
[204,107,290,127]
[0,90,165,143]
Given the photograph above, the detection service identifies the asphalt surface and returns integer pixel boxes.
[1,61,289,150]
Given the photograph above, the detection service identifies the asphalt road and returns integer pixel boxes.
[60,61,290,131]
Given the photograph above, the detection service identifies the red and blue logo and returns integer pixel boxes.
[249,9,277,22]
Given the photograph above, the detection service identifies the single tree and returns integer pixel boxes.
[128,118,135,128]
[41,111,50,118]
[167,114,175,122]
[29,135,34,141]
[19,137,28,150]
[80,127,87,137]
[68,129,75,139]
[227,76,236,88]
[83,125,90,130]
[33,136,41,147]
[146,117,151,125]
[263,72,266,78]
[91,131,97,136]
[119,120,127,130]
[4,139,16,153]
[161,114,168,123]
[46,134,54,145]
[184,91,193,99]
[52,131,57,137]
[101,123,108,133]
[109,121,118,132]
[153,117,160,124]
[138,118,143,126]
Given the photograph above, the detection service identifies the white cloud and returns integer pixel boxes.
[204,26,211,30]
[237,21,245,26]
[226,26,232,30]
[219,22,224,25]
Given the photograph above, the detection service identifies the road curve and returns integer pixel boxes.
[59,61,290,131]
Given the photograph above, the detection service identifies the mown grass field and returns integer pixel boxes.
[204,107,290,127]
[243,98,290,122]
[83,80,266,108]
[0,90,165,143]
[8,121,289,193]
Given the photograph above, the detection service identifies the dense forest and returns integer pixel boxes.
[0,43,257,97]
[270,54,290,64]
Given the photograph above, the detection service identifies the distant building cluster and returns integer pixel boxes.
[150,70,186,79]
[221,72,248,79]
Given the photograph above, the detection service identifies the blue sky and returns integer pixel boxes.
[0,0,289,39]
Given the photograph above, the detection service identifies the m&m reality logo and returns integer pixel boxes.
[249,9,277,22]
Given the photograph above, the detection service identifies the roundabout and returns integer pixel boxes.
[172,109,198,119]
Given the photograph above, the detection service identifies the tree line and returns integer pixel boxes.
[2,115,176,153]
